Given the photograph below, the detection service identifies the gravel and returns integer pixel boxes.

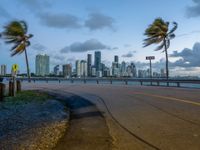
[0,99,69,150]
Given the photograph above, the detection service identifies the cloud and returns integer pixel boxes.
[186,0,200,18]
[0,6,12,18]
[170,42,200,67]
[122,51,136,58]
[53,55,65,61]
[85,12,115,30]
[38,12,81,29]
[18,0,51,11]
[112,47,119,50]
[31,43,46,52]
[60,39,110,53]
[124,44,131,48]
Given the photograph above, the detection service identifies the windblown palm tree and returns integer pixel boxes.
[143,18,178,79]
[2,20,33,80]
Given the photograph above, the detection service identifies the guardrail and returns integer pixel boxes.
[9,77,200,88]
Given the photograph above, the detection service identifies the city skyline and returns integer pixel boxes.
[0,0,200,76]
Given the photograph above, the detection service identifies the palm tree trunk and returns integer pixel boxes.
[164,40,169,80]
[24,48,31,82]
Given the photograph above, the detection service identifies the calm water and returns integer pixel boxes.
[5,79,198,89]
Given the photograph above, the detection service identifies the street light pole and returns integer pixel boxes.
[149,59,152,78]
[146,56,155,85]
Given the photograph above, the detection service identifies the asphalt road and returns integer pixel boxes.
[23,83,200,150]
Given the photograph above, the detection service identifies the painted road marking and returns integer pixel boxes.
[131,92,200,107]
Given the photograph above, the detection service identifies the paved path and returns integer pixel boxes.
[23,83,200,150]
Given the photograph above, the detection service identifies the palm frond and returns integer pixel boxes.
[168,22,178,35]
[26,41,31,47]
[169,33,175,40]
[155,42,165,51]
[11,43,25,57]
[20,21,28,34]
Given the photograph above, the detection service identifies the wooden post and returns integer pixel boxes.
[177,82,180,87]
[9,81,14,96]
[0,83,5,101]
[167,82,169,87]
[71,79,74,83]
[16,80,21,92]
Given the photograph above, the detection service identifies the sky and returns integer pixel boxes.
[1,0,200,76]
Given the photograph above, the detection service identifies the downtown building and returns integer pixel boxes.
[0,65,7,76]
[87,54,92,77]
[35,54,50,76]
[54,65,60,76]
[76,60,87,77]
[63,64,72,78]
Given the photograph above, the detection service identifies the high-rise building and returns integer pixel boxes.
[112,62,120,77]
[114,55,119,63]
[95,51,101,71]
[80,60,87,77]
[63,64,72,78]
[54,65,60,75]
[121,61,126,76]
[130,63,137,77]
[91,66,96,77]
[35,54,50,76]
[76,60,81,77]
[0,65,7,76]
[161,69,166,78]
[87,54,92,77]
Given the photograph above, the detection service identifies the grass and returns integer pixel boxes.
[2,91,51,107]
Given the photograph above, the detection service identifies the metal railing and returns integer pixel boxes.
[7,77,200,88]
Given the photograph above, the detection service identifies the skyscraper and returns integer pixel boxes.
[131,63,137,77]
[35,54,50,76]
[87,54,92,77]
[63,64,72,78]
[121,61,126,76]
[54,65,60,75]
[114,55,119,68]
[114,55,119,63]
[80,60,87,77]
[76,60,81,77]
[95,51,101,71]
[0,65,6,76]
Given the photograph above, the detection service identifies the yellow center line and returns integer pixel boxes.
[131,92,200,107]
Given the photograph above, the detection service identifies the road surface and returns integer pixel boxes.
[23,83,200,150]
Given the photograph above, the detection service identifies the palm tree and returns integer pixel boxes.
[2,20,33,81]
[143,18,177,79]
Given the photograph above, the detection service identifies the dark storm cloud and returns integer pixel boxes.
[38,12,81,29]
[186,0,200,17]
[60,39,110,53]
[122,51,136,58]
[170,42,200,67]
[85,12,115,30]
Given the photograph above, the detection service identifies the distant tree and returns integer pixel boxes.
[2,21,33,80]
[143,18,178,79]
